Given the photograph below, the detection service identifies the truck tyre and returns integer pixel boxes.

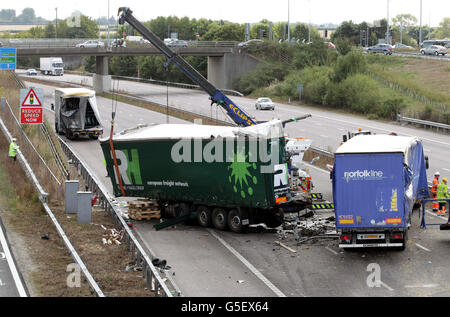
[197,206,212,228]
[228,209,245,233]
[264,208,284,228]
[212,208,228,230]
[399,230,408,251]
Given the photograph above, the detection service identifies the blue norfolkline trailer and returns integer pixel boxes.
[332,135,429,250]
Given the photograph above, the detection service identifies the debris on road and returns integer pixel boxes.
[275,241,297,253]
[100,226,124,246]
[237,280,245,284]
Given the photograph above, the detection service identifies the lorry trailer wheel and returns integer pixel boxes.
[212,208,228,230]
[197,206,212,227]
[228,209,245,233]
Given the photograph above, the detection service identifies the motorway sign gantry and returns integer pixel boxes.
[19,88,44,124]
[0,48,16,70]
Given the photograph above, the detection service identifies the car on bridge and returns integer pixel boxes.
[420,45,447,56]
[238,39,264,48]
[255,97,275,110]
[76,40,105,48]
[367,44,393,55]
[165,39,188,47]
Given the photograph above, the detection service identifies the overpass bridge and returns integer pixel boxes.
[8,39,263,92]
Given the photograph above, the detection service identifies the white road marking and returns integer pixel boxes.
[325,246,338,255]
[380,281,394,292]
[404,284,439,288]
[320,135,329,138]
[443,168,450,172]
[0,222,27,296]
[425,210,448,221]
[207,229,288,297]
[415,243,431,252]
[309,113,450,147]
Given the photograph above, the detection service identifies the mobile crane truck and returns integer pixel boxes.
[100,7,316,232]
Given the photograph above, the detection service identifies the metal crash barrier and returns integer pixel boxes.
[57,137,174,297]
[420,199,450,230]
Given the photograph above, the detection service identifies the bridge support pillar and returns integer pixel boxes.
[207,53,264,90]
[93,56,111,94]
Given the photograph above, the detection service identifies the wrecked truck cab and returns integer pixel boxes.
[333,135,429,251]
[54,88,103,140]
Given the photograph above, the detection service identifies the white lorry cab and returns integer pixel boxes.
[40,57,64,76]
[52,88,103,140]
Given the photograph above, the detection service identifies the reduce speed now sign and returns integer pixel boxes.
[19,88,43,124]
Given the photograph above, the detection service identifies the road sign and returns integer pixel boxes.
[20,88,44,124]
[0,48,16,70]
[20,108,43,124]
[21,88,43,107]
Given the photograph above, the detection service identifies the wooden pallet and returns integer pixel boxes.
[128,200,160,221]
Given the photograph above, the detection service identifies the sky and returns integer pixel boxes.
[7,0,449,27]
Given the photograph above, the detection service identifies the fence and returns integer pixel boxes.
[58,138,174,297]
[368,72,449,111]
[0,97,62,202]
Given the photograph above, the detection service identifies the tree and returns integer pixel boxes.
[433,17,450,39]
[202,22,244,41]
[331,21,360,44]
[392,14,417,43]
[0,9,16,22]
[292,23,321,42]
[250,20,270,39]
[15,8,36,24]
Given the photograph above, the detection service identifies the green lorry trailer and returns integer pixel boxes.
[100,120,298,232]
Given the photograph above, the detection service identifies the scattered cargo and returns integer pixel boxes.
[333,135,430,250]
[52,88,103,140]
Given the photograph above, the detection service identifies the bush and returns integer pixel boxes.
[332,50,367,82]
[334,38,353,55]
[330,74,379,114]
[377,97,405,120]
[232,63,289,95]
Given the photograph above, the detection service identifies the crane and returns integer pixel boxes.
[118,7,258,127]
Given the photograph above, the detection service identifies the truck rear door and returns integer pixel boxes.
[333,153,405,229]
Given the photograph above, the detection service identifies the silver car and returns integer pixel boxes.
[420,45,447,56]
[255,97,275,110]
[76,40,105,48]
[26,69,37,75]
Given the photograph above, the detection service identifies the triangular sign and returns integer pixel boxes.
[21,88,42,107]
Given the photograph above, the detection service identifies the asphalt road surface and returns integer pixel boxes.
[22,79,450,297]
[0,216,27,297]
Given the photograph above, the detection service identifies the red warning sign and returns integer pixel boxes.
[20,107,43,124]
[21,88,42,107]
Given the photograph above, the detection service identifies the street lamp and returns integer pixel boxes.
[107,0,110,48]
[287,0,290,42]
[419,0,423,45]
[55,8,58,39]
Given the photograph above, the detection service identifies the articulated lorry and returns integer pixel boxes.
[40,57,64,76]
[333,135,429,250]
[101,120,292,232]
[53,88,103,140]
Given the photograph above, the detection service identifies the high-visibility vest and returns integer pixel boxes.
[432,177,439,195]
[8,142,19,157]
[437,182,449,203]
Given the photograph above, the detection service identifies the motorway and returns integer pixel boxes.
[0,216,27,297]
[21,74,450,297]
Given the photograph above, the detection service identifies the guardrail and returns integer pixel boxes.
[40,123,70,179]
[397,114,450,133]
[57,138,174,297]
[0,108,104,297]
[0,38,238,49]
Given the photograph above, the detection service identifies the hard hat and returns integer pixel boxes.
[435,171,440,176]
[12,138,16,142]
[443,178,448,182]
[358,128,362,131]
